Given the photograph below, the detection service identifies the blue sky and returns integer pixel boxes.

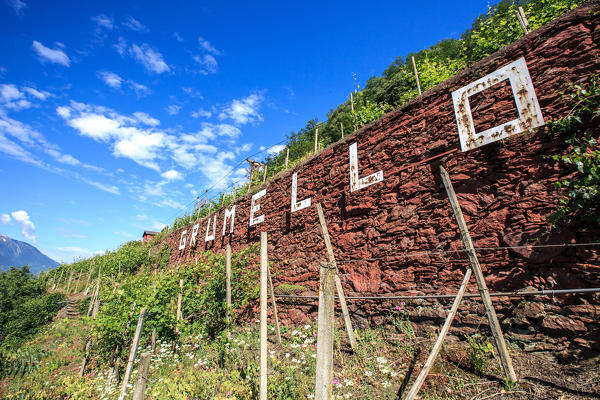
[0,0,490,264]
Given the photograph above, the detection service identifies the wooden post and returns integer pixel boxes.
[118,261,121,276]
[132,352,152,400]
[340,122,344,139]
[57,269,64,289]
[412,56,422,96]
[316,203,357,350]
[151,328,156,353]
[176,279,183,334]
[88,278,99,317]
[76,269,83,292]
[259,232,268,400]
[226,244,232,324]
[263,165,268,183]
[66,269,73,293]
[120,307,147,400]
[79,339,92,377]
[440,165,517,383]
[350,92,357,131]
[314,263,336,400]
[285,147,289,169]
[516,6,530,34]
[314,128,319,153]
[85,264,92,290]
[403,268,473,400]
[267,265,282,344]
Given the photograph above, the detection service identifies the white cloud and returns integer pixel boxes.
[135,214,148,221]
[113,130,165,170]
[81,178,120,194]
[23,87,51,100]
[133,112,159,126]
[67,114,119,140]
[193,54,218,75]
[6,0,26,15]
[166,105,181,115]
[129,43,170,74]
[114,37,127,55]
[173,32,183,42]
[184,183,193,189]
[11,210,36,242]
[0,84,23,102]
[128,80,151,97]
[190,108,212,119]
[97,71,123,88]
[32,40,70,67]
[92,14,114,30]
[1,213,11,224]
[123,16,147,32]
[218,93,264,125]
[198,37,221,55]
[56,106,71,118]
[161,169,182,181]
[267,144,285,155]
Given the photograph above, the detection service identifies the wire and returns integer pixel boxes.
[273,287,600,301]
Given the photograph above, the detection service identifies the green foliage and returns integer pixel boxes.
[465,334,495,375]
[547,77,600,226]
[92,245,259,365]
[0,347,45,378]
[0,267,64,349]
[274,283,307,294]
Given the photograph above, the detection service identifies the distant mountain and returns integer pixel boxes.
[0,234,59,274]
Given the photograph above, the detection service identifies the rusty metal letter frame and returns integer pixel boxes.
[452,57,544,152]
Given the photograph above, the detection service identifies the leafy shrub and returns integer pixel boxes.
[92,245,259,365]
[0,267,65,349]
[465,334,495,375]
[547,77,600,226]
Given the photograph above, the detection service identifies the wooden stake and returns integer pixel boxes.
[66,269,73,293]
[440,165,517,383]
[151,328,156,353]
[57,269,64,289]
[314,263,336,400]
[85,264,92,290]
[226,244,232,324]
[403,268,473,400]
[76,269,83,292]
[132,352,152,400]
[412,56,422,96]
[118,261,121,276]
[285,148,289,169]
[516,6,530,34]
[176,279,183,334]
[316,203,357,350]
[263,165,268,183]
[79,339,92,377]
[267,265,282,344]
[340,122,344,139]
[120,307,147,400]
[314,128,319,153]
[260,232,268,400]
[350,92,357,131]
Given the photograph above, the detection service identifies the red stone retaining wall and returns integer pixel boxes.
[166,3,600,353]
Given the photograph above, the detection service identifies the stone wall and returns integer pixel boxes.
[165,2,600,353]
